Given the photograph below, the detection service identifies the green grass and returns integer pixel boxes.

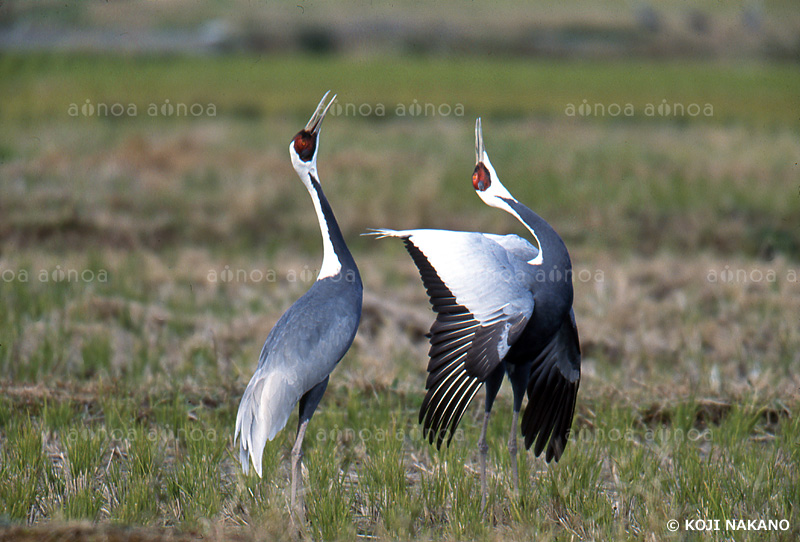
[63,423,107,480]
[0,416,46,522]
[0,390,797,540]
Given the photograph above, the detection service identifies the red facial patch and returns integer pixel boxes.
[472,163,491,191]
[292,130,316,162]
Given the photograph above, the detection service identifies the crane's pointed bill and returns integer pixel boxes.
[475,117,484,164]
[294,91,336,162]
[473,118,491,191]
[305,91,336,135]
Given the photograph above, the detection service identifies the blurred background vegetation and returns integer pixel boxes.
[1,0,798,257]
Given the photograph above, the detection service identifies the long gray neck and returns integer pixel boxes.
[307,173,359,281]
[504,197,572,272]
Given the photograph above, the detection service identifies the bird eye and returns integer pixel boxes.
[472,163,491,191]
[293,131,316,162]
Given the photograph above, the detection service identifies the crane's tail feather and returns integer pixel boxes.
[235,371,299,477]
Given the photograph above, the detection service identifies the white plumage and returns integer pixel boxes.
[371,229,535,333]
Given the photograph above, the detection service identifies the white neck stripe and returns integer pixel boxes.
[305,172,342,280]
[497,198,544,266]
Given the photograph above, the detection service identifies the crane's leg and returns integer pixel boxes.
[508,409,520,495]
[478,410,491,511]
[507,360,532,500]
[290,419,309,520]
[291,376,329,523]
[480,366,505,513]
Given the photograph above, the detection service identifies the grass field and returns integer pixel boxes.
[0,51,799,541]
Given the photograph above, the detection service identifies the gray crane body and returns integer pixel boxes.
[235,93,362,481]
[236,270,361,475]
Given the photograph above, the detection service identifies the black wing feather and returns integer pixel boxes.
[521,309,581,462]
[402,238,493,447]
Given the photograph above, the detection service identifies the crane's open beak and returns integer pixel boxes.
[475,117,485,164]
[472,118,493,192]
[305,91,337,135]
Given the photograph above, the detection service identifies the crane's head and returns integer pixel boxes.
[290,91,336,178]
[472,118,515,210]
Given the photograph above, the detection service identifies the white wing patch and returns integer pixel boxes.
[375,229,535,329]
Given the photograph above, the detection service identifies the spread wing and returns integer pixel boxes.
[373,228,535,447]
[521,308,581,462]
